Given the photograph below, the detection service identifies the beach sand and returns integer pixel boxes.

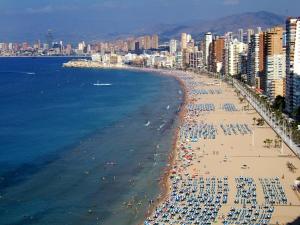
[61,61,300,224]
[144,70,300,225]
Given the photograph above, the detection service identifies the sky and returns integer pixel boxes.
[0,0,299,42]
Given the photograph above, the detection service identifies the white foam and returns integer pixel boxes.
[93,83,112,86]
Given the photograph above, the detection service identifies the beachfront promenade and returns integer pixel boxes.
[144,70,300,225]
[231,78,300,158]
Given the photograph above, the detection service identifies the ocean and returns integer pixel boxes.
[0,57,183,225]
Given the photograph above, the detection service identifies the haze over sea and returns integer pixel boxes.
[0,57,183,225]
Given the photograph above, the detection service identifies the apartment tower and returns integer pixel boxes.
[286,17,300,113]
[264,26,285,99]
[204,32,213,66]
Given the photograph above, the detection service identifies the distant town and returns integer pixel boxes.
[2,18,300,120]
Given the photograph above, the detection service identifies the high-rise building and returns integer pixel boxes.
[46,29,54,48]
[247,34,260,87]
[181,33,187,50]
[127,39,136,52]
[8,43,13,51]
[138,36,145,49]
[264,26,286,99]
[258,32,266,91]
[204,32,213,66]
[65,44,72,55]
[238,29,244,43]
[223,39,246,76]
[0,43,8,51]
[209,37,225,73]
[189,50,202,69]
[33,40,41,50]
[144,36,151,50]
[175,51,183,68]
[286,17,300,113]
[151,34,159,49]
[169,39,178,55]
[78,41,86,51]
[22,42,30,50]
[225,32,233,42]
[186,34,192,43]
[134,41,140,52]
[245,31,265,89]
[187,38,195,51]
[247,29,255,43]
[257,27,262,34]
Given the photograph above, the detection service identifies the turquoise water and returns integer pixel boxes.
[0,58,183,225]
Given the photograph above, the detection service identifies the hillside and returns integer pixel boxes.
[138,11,286,40]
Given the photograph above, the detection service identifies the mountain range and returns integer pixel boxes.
[115,11,286,42]
[1,11,286,43]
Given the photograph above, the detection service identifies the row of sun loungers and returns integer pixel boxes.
[190,89,223,95]
[223,103,238,112]
[187,104,215,115]
[220,123,252,136]
[180,122,217,141]
[179,76,194,80]
[186,81,206,88]
[187,103,239,115]
[180,123,252,142]
[145,176,229,225]
[259,177,288,205]
[145,176,286,225]
[235,177,257,205]
[223,206,274,225]
[226,176,284,224]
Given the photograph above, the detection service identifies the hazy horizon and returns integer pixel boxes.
[0,0,299,43]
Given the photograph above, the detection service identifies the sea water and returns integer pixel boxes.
[0,57,183,225]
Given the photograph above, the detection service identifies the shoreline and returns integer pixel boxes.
[0,63,184,225]
[138,69,189,224]
[63,62,190,224]
[62,62,300,224]
[144,69,300,225]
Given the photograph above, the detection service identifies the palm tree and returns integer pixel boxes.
[274,139,279,148]
[253,117,257,126]
[265,139,271,148]
[279,138,283,148]
[239,97,244,103]
[263,139,267,148]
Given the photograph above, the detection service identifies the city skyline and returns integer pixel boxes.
[0,0,300,42]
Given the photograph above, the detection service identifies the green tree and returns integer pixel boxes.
[253,117,257,126]
[239,97,244,103]
[263,139,267,148]
[292,106,300,122]
[269,139,273,148]
[272,95,285,112]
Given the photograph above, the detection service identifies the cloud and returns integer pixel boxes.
[223,0,240,5]
[25,5,54,14]
[91,0,128,10]
[2,4,79,15]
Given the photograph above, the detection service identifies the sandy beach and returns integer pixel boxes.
[144,69,300,225]
[61,61,300,224]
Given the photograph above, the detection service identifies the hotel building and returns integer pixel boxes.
[264,26,286,99]
[286,17,300,113]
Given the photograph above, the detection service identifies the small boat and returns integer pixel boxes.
[93,81,112,86]
[145,121,151,127]
[106,161,117,165]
